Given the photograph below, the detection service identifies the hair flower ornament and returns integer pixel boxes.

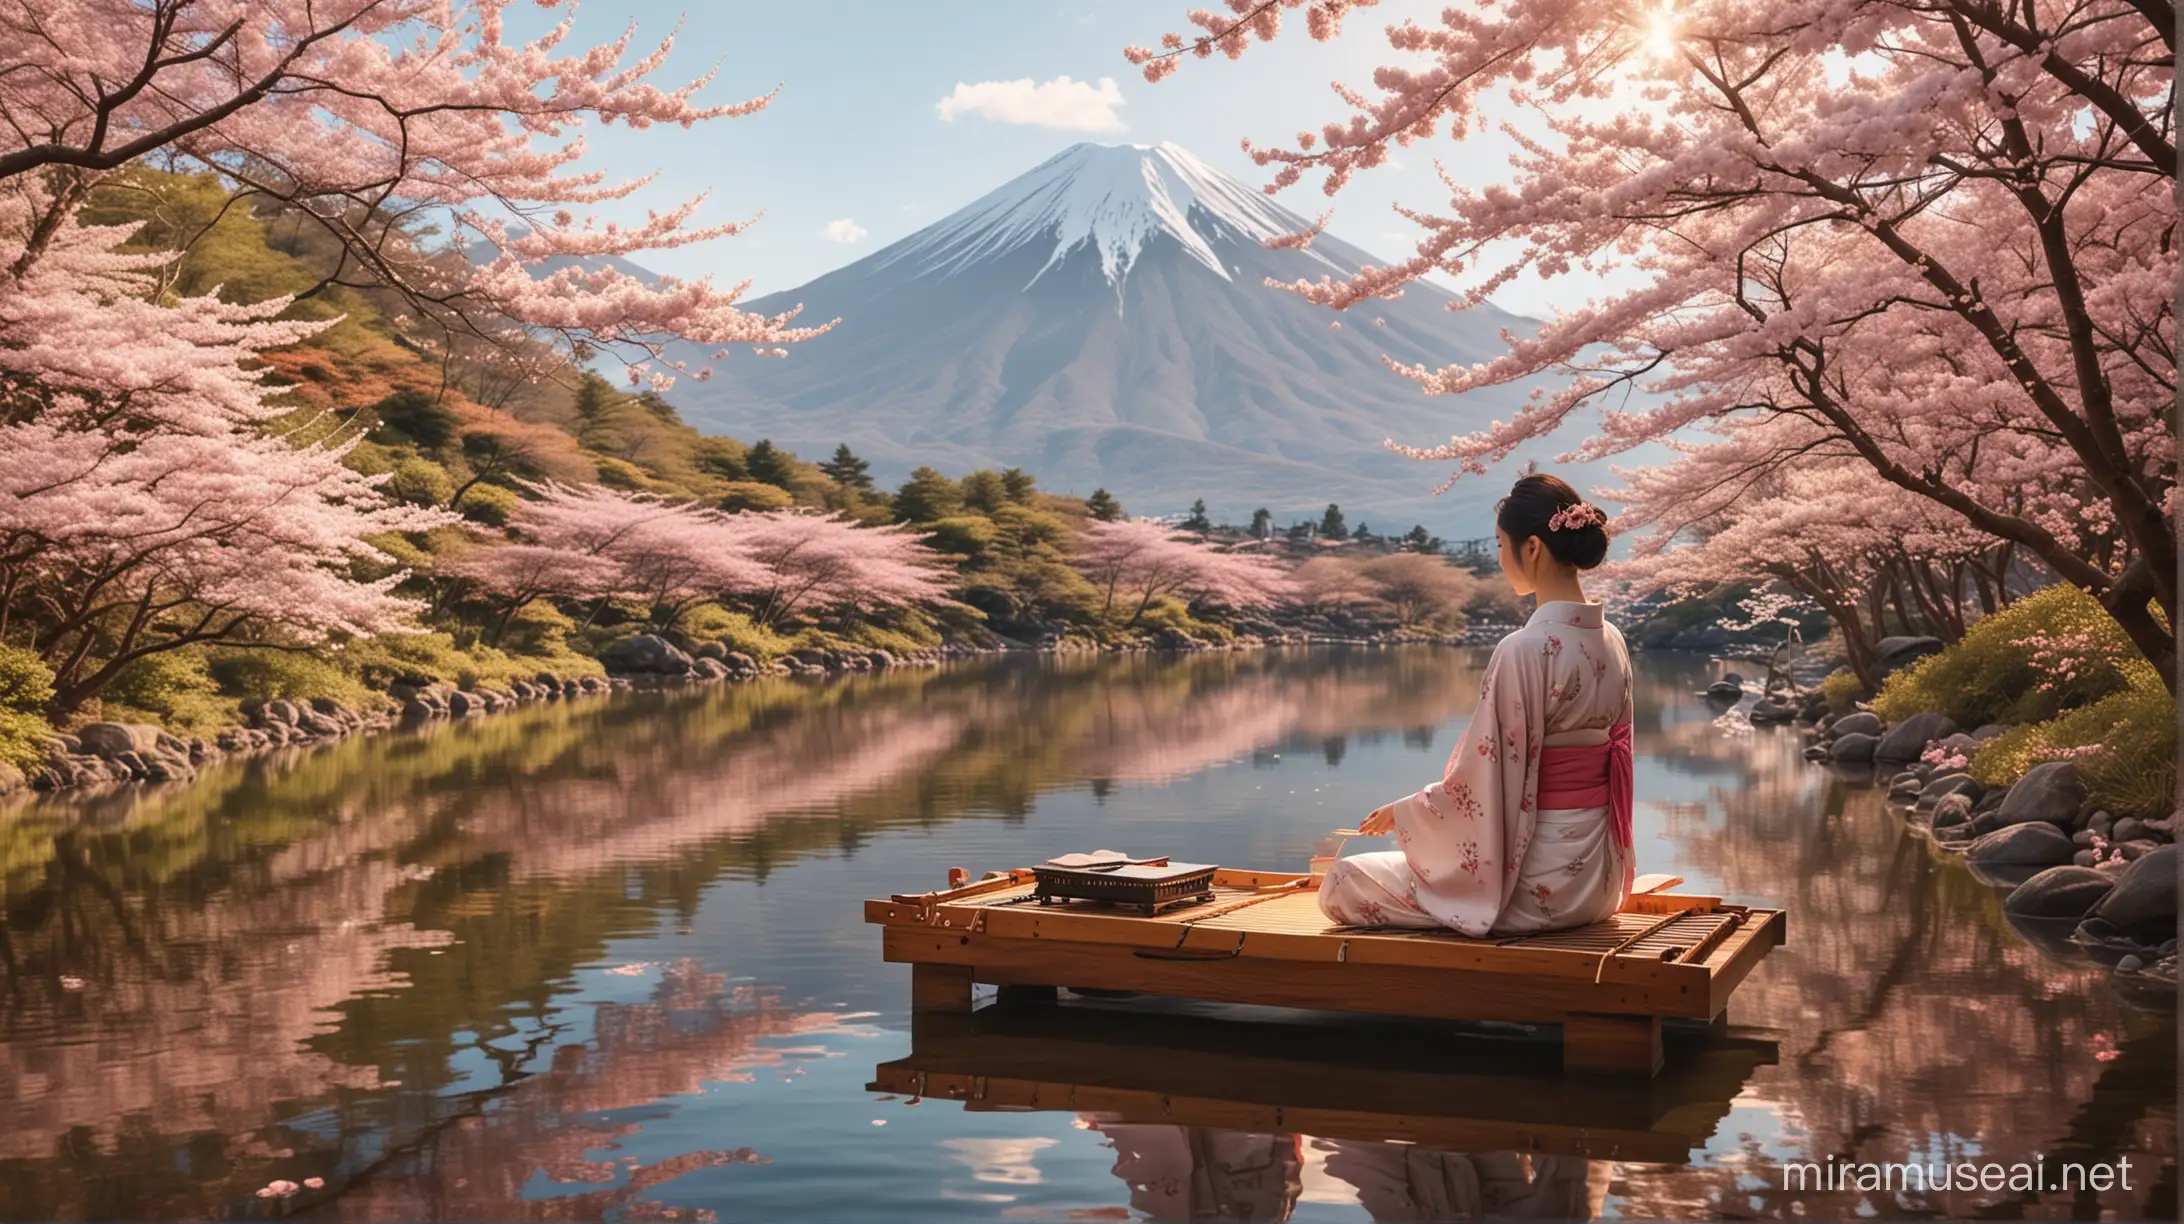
[1546,502,1607,533]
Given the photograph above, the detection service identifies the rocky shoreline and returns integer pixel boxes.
[1797,693,2176,988]
[12,627,1461,799]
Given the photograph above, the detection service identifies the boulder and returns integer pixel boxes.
[1703,679,1744,702]
[1993,761,2085,828]
[1916,774,1981,810]
[298,712,345,738]
[1971,723,2010,741]
[1829,731,1878,763]
[73,722,164,759]
[599,634,695,677]
[2112,816,2144,842]
[725,652,758,674]
[2004,867,2116,921]
[1872,635,1945,681]
[1965,821,2077,867]
[692,641,728,662]
[400,699,436,721]
[1876,711,1959,762]
[2118,838,2161,861]
[1930,793,1974,830]
[2086,845,2175,933]
[1829,711,1883,740]
[1748,698,1796,724]
[692,657,729,680]
[1930,732,1982,762]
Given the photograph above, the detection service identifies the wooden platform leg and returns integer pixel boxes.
[1563,1013,1663,1076]
[911,963,974,1014]
[996,984,1058,1008]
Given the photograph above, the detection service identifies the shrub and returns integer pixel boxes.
[1873,585,2139,728]
[457,481,522,527]
[208,648,375,708]
[683,606,794,662]
[0,647,55,770]
[1972,674,2176,816]
[715,480,795,512]
[103,648,236,736]
[1820,667,1863,717]
[388,456,456,507]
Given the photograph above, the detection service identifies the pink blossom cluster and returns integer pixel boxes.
[1073,518,1294,626]
[2010,630,2113,694]
[1127,0,2176,674]
[447,485,951,635]
[1920,745,1970,772]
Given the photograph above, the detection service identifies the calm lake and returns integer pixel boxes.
[0,647,2173,1221]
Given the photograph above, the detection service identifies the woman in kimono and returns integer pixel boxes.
[1318,474,1634,936]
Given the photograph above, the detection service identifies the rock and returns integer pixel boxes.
[2117,954,2145,973]
[1704,679,1743,702]
[725,652,758,674]
[1965,821,2077,867]
[1876,712,1959,762]
[2090,809,2115,837]
[2112,816,2144,842]
[1971,723,2010,741]
[1748,699,1795,724]
[692,657,729,680]
[1994,761,2085,828]
[299,712,345,737]
[1802,744,1831,761]
[1887,772,1924,800]
[1830,731,1879,763]
[73,722,164,758]
[2118,838,2160,861]
[1872,635,1945,681]
[2088,845,2175,933]
[2073,828,2098,848]
[1930,793,1974,829]
[1916,774,1980,810]
[2073,849,2099,867]
[868,650,896,668]
[400,699,435,721]
[1931,732,1982,762]
[1971,788,2008,815]
[692,641,728,662]
[599,634,695,677]
[1829,711,1883,740]
[263,699,301,726]
[2004,867,2115,920]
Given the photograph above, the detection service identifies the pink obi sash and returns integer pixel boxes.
[1534,722,1634,850]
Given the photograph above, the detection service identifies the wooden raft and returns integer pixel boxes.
[866,868,1786,1077]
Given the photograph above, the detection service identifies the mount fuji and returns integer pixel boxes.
[673,141,1562,528]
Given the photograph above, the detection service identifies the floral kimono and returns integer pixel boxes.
[1318,600,1635,937]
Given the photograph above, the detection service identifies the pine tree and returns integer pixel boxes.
[895,466,963,522]
[1249,508,1272,539]
[745,439,796,489]
[1000,468,1037,503]
[1354,521,1374,542]
[1183,498,1212,532]
[1086,488,1123,522]
[819,443,874,492]
[1319,503,1347,540]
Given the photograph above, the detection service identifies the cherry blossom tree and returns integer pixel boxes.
[442,541,621,645]
[0,0,831,384]
[0,198,448,716]
[491,483,774,632]
[1073,519,1293,627]
[1128,0,2176,680]
[734,510,955,627]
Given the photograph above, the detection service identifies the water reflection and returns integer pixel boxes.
[0,646,2172,1221]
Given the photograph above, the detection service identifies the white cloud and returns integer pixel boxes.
[936,75,1126,133]
[820,218,869,244]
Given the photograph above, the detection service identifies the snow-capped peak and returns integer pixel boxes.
[879,141,1334,288]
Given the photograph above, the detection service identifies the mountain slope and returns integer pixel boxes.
[674,141,1564,528]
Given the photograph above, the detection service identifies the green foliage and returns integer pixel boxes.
[1183,499,1212,532]
[97,649,230,736]
[745,439,796,489]
[389,456,457,507]
[1319,503,1348,540]
[1972,678,2176,816]
[1873,585,2142,727]
[683,606,795,662]
[896,466,964,522]
[959,470,1009,513]
[592,454,655,491]
[457,481,523,527]
[716,481,796,512]
[694,436,750,482]
[1820,668,1864,717]
[1250,508,1273,539]
[207,649,376,708]
[1000,468,1037,504]
[1085,488,1123,522]
[0,647,56,770]
[818,444,873,492]
[369,390,459,450]
[923,515,998,561]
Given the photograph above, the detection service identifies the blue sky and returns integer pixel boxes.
[511,1,1564,314]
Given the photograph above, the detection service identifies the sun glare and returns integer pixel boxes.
[1641,4,1681,61]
